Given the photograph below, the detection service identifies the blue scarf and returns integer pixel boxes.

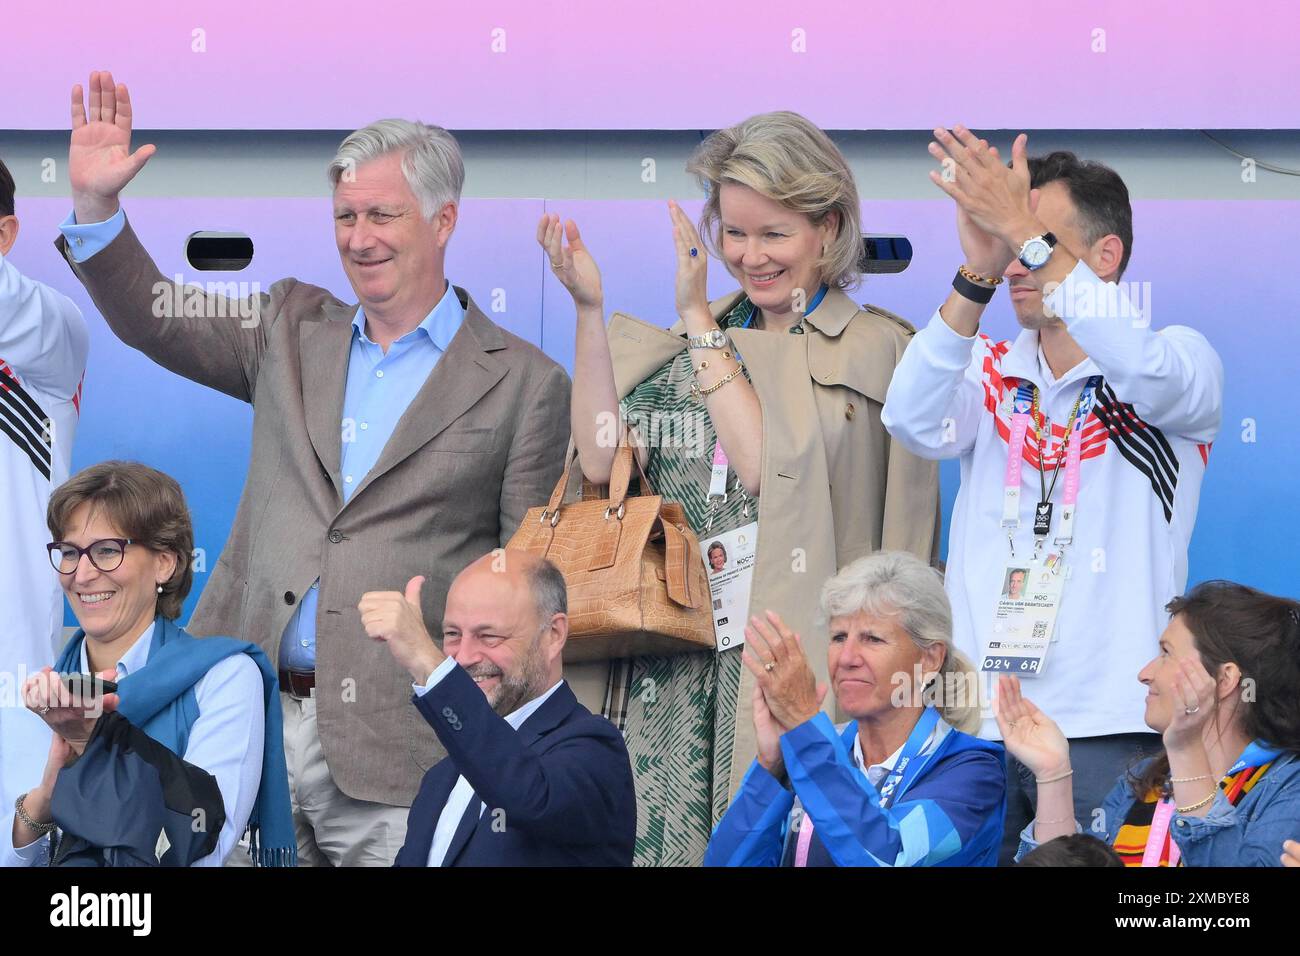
[55,615,296,866]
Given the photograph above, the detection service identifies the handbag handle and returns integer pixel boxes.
[542,426,656,525]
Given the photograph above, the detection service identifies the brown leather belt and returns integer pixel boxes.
[278,668,316,699]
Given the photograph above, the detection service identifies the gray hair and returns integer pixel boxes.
[820,551,980,733]
[327,119,465,220]
[526,557,568,625]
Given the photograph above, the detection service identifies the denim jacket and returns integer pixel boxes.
[1017,750,1300,866]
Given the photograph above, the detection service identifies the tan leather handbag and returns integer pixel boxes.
[506,437,715,662]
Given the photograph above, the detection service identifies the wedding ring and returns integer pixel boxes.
[39,706,50,715]
[1185,705,1200,715]
[764,661,775,672]
[550,259,563,268]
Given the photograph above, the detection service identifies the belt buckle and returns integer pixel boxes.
[282,669,314,700]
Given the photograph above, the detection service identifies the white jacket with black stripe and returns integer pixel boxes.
[0,250,87,810]
[882,259,1223,740]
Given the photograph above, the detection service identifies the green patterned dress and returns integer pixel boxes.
[605,296,801,867]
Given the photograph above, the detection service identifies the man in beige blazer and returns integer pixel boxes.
[56,72,570,865]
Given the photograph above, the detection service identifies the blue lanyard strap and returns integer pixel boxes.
[744,283,829,329]
[1225,739,1285,777]
[876,706,942,808]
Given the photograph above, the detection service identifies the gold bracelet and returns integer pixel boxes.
[694,351,734,374]
[692,362,745,399]
[1176,791,1216,814]
[958,264,1005,287]
[1170,774,1211,784]
[1034,815,1074,826]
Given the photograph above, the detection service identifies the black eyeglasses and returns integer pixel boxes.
[46,539,135,574]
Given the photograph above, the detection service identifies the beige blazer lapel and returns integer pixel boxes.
[345,293,507,505]
[299,300,360,502]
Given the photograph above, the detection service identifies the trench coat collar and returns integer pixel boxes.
[665,286,860,338]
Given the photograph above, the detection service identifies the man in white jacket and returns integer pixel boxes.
[883,128,1223,863]
[0,157,89,823]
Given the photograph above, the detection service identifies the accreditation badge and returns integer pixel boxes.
[700,520,758,651]
[980,554,1066,676]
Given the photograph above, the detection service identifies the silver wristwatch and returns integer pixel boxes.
[686,329,729,349]
[1017,231,1058,271]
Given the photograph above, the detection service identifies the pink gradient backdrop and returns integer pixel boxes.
[5,0,1297,130]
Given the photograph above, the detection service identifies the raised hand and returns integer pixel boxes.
[994,674,1071,778]
[667,200,709,321]
[537,213,603,310]
[928,125,1039,250]
[1160,654,1219,753]
[69,71,156,224]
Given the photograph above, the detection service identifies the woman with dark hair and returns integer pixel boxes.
[1000,580,1300,866]
[2,461,294,866]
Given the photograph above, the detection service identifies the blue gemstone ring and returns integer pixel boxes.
[689,247,699,258]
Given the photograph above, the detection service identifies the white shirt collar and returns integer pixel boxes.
[850,715,952,790]
[851,731,906,789]
[1002,328,1099,391]
[502,679,564,731]
[78,620,156,677]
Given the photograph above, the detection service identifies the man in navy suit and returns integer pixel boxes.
[359,550,635,866]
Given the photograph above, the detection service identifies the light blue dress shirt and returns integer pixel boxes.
[280,286,463,670]
[57,210,465,672]
[1,621,265,867]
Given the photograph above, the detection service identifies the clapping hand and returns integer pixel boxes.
[667,200,710,321]
[928,125,1041,253]
[742,610,827,732]
[537,213,603,310]
[994,675,1071,779]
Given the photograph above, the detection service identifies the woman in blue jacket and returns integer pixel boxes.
[1003,580,1300,866]
[705,551,1005,867]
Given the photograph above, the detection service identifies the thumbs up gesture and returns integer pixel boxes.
[359,575,444,684]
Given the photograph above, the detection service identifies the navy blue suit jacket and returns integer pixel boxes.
[394,666,635,866]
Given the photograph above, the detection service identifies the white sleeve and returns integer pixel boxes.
[882,307,988,459]
[183,654,266,867]
[413,655,458,697]
[0,816,49,867]
[0,251,89,401]
[1048,260,1223,442]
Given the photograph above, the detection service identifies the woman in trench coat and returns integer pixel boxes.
[539,110,940,866]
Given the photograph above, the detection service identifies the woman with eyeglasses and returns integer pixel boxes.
[2,460,294,866]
